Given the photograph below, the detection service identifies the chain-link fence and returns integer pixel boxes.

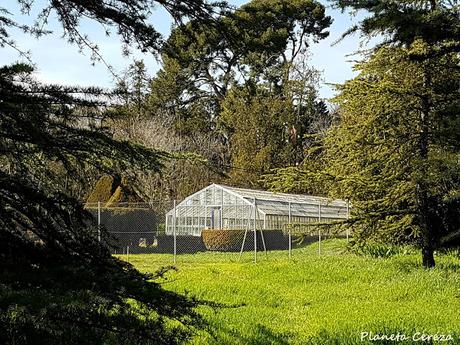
[85,197,350,264]
[85,201,170,254]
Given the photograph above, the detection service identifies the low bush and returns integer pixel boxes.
[202,230,289,252]
[86,175,119,204]
[202,230,246,251]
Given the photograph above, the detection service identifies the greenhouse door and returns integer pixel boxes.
[210,206,222,229]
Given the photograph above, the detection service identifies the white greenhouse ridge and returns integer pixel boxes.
[165,184,349,236]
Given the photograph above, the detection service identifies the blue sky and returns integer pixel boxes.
[1,1,373,100]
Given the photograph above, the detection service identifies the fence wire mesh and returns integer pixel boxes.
[85,199,350,263]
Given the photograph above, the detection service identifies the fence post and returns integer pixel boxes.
[318,201,322,256]
[173,200,177,264]
[253,197,257,264]
[239,228,248,261]
[318,229,322,255]
[259,215,267,258]
[346,200,350,241]
[204,193,208,229]
[97,201,101,242]
[220,188,224,230]
[288,201,292,259]
[126,245,129,262]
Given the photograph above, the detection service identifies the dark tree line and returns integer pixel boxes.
[0,1,228,344]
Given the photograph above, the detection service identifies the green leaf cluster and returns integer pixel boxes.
[0,0,233,342]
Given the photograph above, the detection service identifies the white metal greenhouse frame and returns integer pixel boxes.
[166,183,349,233]
[165,184,350,262]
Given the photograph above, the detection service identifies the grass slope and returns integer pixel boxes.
[122,240,460,344]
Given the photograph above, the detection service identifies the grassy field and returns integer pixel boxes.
[121,240,460,344]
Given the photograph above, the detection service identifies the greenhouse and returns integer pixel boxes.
[165,184,349,237]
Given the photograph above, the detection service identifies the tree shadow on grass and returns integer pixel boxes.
[207,323,293,345]
[207,326,367,345]
[204,321,455,345]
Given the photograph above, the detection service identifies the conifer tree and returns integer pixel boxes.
[327,44,459,265]
[1,1,226,343]
[328,0,460,267]
[266,1,460,267]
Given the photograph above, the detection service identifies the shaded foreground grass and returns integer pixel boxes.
[120,240,460,344]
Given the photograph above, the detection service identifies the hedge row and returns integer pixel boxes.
[110,230,290,254]
[202,230,246,251]
[155,235,206,253]
[202,229,289,252]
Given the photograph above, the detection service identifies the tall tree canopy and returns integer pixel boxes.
[149,0,331,131]
[220,62,329,187]
[266,1,460,267]
[0,1,226,343]
[328,43,459,253]
[328,0,460,267]
[332,0,460,47]
[145,0,332,187]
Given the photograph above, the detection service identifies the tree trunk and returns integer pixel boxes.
[419,78,435,268]
[418,177,435,268]
[422,244,435,268]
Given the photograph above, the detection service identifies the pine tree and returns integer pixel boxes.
[265,42,460,267]
[327,0,460,268]
[151,0,332,135]
[330,42,459,260]
[1,1,227,343]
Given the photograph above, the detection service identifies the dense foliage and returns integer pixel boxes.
[94,0,333,198]
[220,81,328,187]
[329,43,459,252]
[266,0,460,267]
[142,0,332,188]
[332,0,460,47]
[0,1,228,343]
[0,62,208,344]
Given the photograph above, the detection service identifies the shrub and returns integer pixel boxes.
[202,230,289,252]
[156,235,206,254]
[86,175,119,204]
[85,175,140,206]
[202,230,246,251]
[106,185,124,206]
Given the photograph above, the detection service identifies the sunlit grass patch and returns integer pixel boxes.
[120,239,460,344]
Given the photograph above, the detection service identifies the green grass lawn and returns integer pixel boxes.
[121,240,460,344]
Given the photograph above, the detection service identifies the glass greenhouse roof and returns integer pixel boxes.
[167,184,349,219]
[222,184,346,206]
